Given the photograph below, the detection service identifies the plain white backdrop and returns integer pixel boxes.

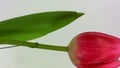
[0,0,120,68]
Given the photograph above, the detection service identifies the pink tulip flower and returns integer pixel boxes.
[68,32,120,68]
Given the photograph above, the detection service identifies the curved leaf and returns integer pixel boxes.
[0,11,84,41]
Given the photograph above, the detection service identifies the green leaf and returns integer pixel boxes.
[0,11,84,41]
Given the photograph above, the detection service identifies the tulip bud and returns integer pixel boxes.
[68,32,120,68]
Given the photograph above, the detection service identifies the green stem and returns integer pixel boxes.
[0,39,68,52]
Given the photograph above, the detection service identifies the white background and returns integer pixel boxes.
[0,0,120,68]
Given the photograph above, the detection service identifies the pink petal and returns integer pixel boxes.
[68,32,120,68]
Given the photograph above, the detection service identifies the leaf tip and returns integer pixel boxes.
[77,12,85,17]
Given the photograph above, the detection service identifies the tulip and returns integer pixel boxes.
[68,32,120,68]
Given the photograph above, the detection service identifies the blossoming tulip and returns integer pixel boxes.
[68,32,120,68]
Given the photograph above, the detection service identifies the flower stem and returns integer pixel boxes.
[0,39,68,52]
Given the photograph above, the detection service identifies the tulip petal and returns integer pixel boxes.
[68,32,120,68]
